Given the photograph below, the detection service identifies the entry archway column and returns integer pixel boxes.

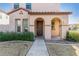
[61,25,69,39]
[44,18,51,40]
[44,25,51,40]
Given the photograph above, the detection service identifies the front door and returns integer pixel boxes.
[37,21,43,36]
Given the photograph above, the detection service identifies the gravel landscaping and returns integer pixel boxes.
[0,41,33,56]
[46,43,79,56]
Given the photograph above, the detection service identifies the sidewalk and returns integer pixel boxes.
[26,38,49,56]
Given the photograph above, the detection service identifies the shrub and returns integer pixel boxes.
[0,32,34,41]
[66,30,79,42]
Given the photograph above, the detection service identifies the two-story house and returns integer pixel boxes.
[0,3,72,40]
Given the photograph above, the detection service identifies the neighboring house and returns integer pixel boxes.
[0,3,72,40]
[0,10,9,32]
[69,24,79,30]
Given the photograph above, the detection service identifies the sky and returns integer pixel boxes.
[61,3,79,24]
[0,3,79,24]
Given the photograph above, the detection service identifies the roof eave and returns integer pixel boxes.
[7,8,29,15]
[29,12,72,15]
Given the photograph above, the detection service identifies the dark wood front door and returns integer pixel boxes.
[37,21,43,36]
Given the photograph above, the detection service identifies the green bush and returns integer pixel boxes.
[0,32,34,41]
[66,30,79,42]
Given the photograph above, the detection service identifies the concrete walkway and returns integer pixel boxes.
[26,38,49,56]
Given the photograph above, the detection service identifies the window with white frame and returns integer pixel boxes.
[23,19,28,32]
[26,3,31,10]
[16,19,21,32]
[0,15,2,19]
[6,16,8,19]
[14,3,19,9]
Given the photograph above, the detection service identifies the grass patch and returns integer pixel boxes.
[0,41,33,56]
[46,43,77,56]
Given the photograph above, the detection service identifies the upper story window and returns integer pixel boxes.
[14,3,19,9]
[26,3,31,10]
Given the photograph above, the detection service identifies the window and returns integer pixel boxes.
[51,21,55,30]
[23,19,28,32]
[17,26,21,32]
[26,3,31,9]
[17,19,21,26]
[0,15,2,19]
[6,16,8,19]
[14,3,19,9]
[16,19,21,32]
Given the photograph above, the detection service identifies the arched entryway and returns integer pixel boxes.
[51,17,62,37]
[35,18,44,37]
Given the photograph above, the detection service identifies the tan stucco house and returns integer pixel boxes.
[0,3,72,40]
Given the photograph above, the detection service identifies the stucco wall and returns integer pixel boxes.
[0,25,9,32]
[31,3,60,12]
[61,26,69,39]
[12,3,60,12]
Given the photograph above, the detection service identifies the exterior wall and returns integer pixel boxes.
[12,3,60,12]
[31,3,60,12]
[0,11,9,32]
[0,25,9,32]
[61,25,69,39]
[9,9,29,32]
[19,4,26,8]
